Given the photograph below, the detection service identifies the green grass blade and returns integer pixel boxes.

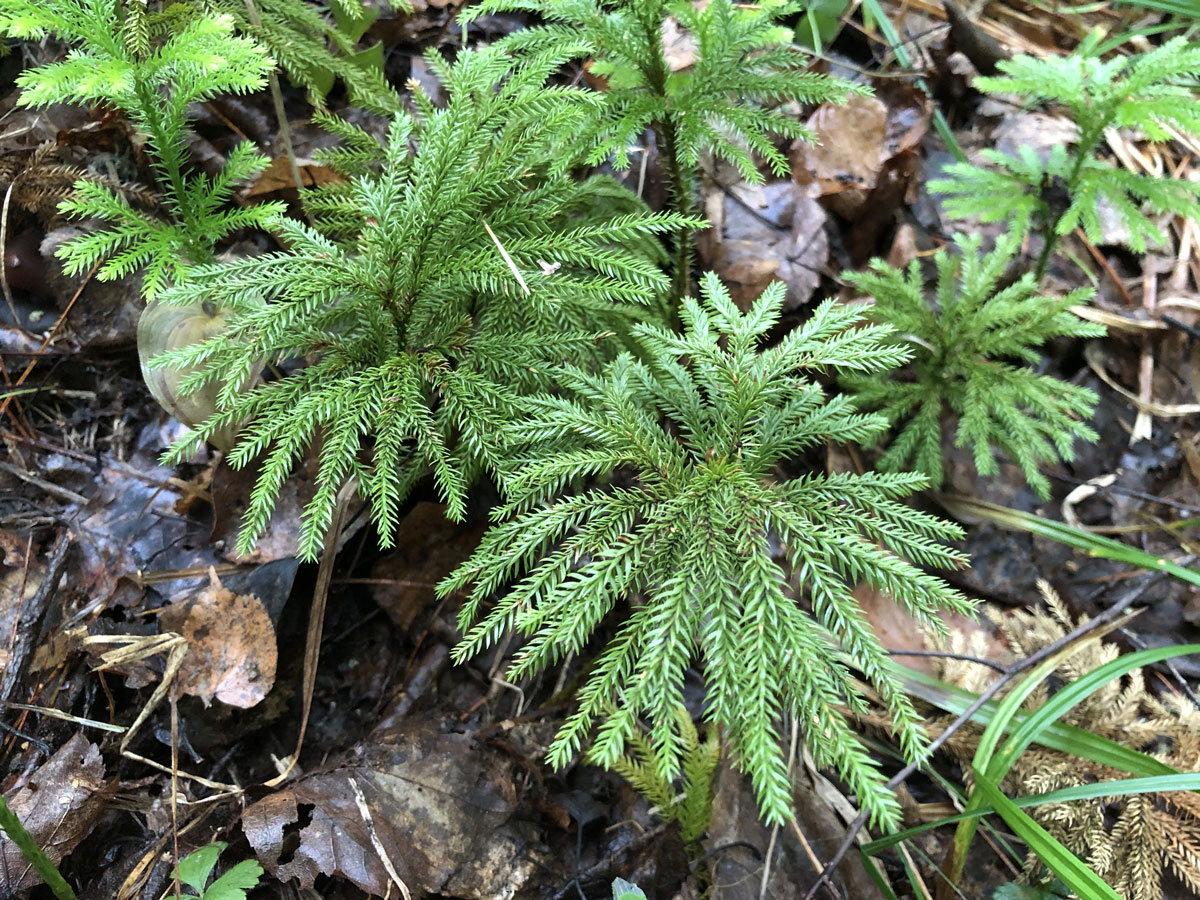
[989,644,1200,780]
[860,849,906,900]
[947,639,1090,890]
[972,770,1122,900]
[939,496,1200,587]
[0,796,77,900]
[893,663,1175,776]
[864,773,1200,853]
[857,0,966,162]
[1114,0,1200,16]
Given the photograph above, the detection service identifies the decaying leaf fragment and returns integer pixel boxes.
[241,719,541,898]
[0,733,110,894]
[159,568,277,708]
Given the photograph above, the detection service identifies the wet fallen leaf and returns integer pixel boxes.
[70,422,217,603]
[791,84,929,221]
[0,533,42,676]
[1,733,111,894]
[698,178,828,312]
[991,111,1077,161]
[159,568,277,708]
[662,15,698,71]
[40,226,142,349]
[0,529,32,571]
[370,502,486,631]
[209,446,364,563]
[243,719,533,898]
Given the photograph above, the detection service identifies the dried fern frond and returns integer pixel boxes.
[914,582,1200,900]
[0,143,157,219]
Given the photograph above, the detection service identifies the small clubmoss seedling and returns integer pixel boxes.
[463,0,864,299]
[842,235,1104,497]
[930,33,1200,278]
[0,0,284,297]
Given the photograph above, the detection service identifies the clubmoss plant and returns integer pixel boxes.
[205,0,404,114]
[154,47,696,559]
[0,0,284,297]
[462,0,864,299]
[842,235,1105,498]
[442,273,973,827]
[612,706,719,851]
[930,32,1200,279]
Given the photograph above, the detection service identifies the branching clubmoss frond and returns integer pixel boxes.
[929,33,1200,276]
[462,0,862,299]
[0,1,284,296]
[153,46,696,560]
[464,0,860,180]
[843,235,1105,497]
[442,272,972,828]
[207,0,405,114]
[612,706,719,848]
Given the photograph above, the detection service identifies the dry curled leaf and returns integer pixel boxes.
[1,733,110,894]
[698,178,828,313]
[159,568,277,708]
[790,85,929,220]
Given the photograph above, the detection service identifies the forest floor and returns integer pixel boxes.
[1,1,1199,899]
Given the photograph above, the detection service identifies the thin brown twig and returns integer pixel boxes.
[885,650,1006,674]
[0,262,98,422]
[170,696,181,900]
[242,0,305,199]
[802,568,1176,900]
[265,477,358,787]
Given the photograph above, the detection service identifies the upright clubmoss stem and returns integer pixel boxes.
[641,3,695,308]
[1032,126,1098,283]
[655,118,694,305]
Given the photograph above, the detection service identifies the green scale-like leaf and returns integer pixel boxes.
[155,46,696,559]
[843,234,1105,497]
[443,272,973,828]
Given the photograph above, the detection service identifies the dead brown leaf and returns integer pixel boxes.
[705,756,886,900]
[242,719,535,898]
[159,568,277,708]
[662,15,698,72]
[791,84,929,221]
[698,178,828,312]
[1,733,111,894]
[243,155,345,199]
[852,582,999,677]
[370,502,487,631]
[0,535,42,676]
